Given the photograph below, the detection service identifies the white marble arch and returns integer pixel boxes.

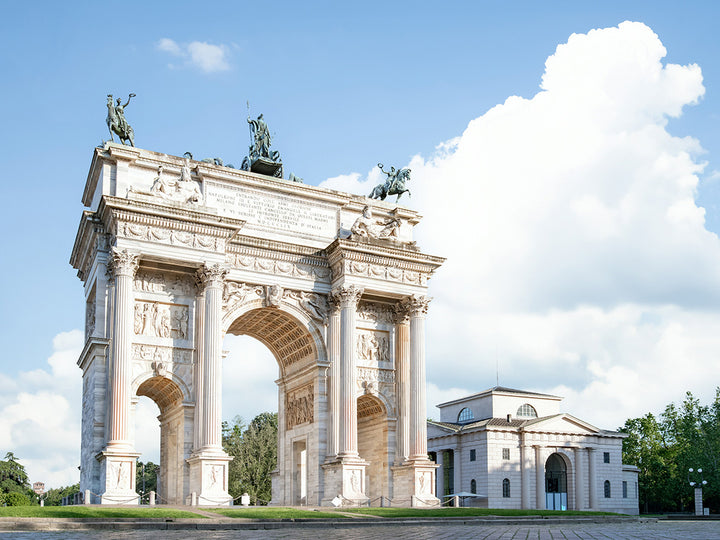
[71,143,444,507]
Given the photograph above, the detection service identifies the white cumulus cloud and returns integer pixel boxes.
[156,38,230,73]
[321,21,720,429]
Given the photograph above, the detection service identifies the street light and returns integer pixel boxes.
[688,468,708,516]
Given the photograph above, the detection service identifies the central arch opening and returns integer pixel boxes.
[223,306,322,505]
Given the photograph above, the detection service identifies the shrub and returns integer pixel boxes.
[5,492,31,506]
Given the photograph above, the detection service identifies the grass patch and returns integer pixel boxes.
[341,507,623,518]
[208,507,349,519]
[0,506,206,519]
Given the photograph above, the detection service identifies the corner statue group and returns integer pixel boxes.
[106,93,136,147]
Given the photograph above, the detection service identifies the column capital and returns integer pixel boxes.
[393,300,411,324]
[109,248,140,278]
[401,294,432,318]
[196,264,228,290]
[331,284,364,309]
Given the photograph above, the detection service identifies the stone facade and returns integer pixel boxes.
[427,387,639,514]
[70,143,444,506]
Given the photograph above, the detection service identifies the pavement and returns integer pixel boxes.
[2,515,720,539]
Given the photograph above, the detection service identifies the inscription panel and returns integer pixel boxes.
[204,181,337,238]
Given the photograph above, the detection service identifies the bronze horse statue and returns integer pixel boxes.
[369,166,411,203]
[106,94,135,146]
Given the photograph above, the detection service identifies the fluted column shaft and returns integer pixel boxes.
[535,446,545,509]
[407,295,431,460]
[574,447,584,510]
[336,285,363,458]
[196,264,227,450]
[193,289,205,451]
[107,249,139,449]
[587,448,597,509]
[394,305,410,463]
[327,297,341,458]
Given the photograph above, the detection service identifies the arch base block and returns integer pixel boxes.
[97,449,142,505]
[391,461,440,508]
[321,459,370,507]
[187,453,233,506]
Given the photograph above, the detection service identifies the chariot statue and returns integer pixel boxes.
[106,93,136,146]
[369,163,411,202]
[242,112,282,177]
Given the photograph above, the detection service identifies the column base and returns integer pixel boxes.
[391,460,440,507]
[187,450,233,506]
[321,457,369,506]
[97,449,141,505]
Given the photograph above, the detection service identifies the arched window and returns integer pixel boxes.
[458,407,474,423]
[604,480,611,498]
[516,403,538,418]
[502,478,510,498]
[470,479,477,494]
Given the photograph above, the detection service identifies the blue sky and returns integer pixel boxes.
[2,2,720,486]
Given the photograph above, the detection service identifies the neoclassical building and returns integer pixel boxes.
[427,387,639,514]
[70,143,444,506]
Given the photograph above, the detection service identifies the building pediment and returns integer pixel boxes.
[521,414,601,434]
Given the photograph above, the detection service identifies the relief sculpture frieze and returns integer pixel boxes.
[133,301,189,339]
[286,384,314,430]
[356,330,391,364]
[134,271,196,296]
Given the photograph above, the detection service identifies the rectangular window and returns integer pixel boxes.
[603,452,610,463]
[502,448,510,460]
[622,481,628,498]
[469,449,476,461]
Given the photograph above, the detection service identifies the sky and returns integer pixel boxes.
[2,1,720,489]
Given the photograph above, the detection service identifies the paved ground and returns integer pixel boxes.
[3,520,720,539]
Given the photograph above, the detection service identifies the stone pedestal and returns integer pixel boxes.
[98,450,141,504]
[321,458,370,506]
[391,461,439,507]
[187,454,233,506]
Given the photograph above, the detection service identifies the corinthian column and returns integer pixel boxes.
[406,295,431,461]
[587,447,597,510]
[195,264,228,451]
[334,285,363,458]
[326,295,342,459]
[107,248,139,451]
[393,302,411,463]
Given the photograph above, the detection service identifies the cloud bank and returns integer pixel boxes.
[157,38,230,73]
[321,21,720,427]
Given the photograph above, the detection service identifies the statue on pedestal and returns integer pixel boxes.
[241,111,283,178]
[369,163,411,202]
[106,93,136,146]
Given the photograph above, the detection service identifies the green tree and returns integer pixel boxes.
[222,412,278,505]
[622,389,720,513]
[44,483,80,506]
[0,452,34,503]
[136,461,159,497]
[4,491,31,506]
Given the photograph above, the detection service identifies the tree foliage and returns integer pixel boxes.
[222,412,278,505]
[136,461,159,496]
[43,483,80,506]
[0,452,37,504]
[621,389,720,513]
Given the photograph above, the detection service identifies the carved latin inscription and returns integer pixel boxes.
[204,181,337,237]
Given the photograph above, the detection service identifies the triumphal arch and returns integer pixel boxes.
[71,142,444,506]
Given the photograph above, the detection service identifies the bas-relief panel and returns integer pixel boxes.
[202,463,226,494]
[286,383,314,430]
[356,330,391,366]
[131,344,193,390]
[223,281,329,324]
[133,301,189,339]
[357,302,394,326]
[356,367,395,404]
[118,220,223,252]
[226,253,330,281]
[134,271,196,297]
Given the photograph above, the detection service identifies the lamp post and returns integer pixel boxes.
[688,467,708,516]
